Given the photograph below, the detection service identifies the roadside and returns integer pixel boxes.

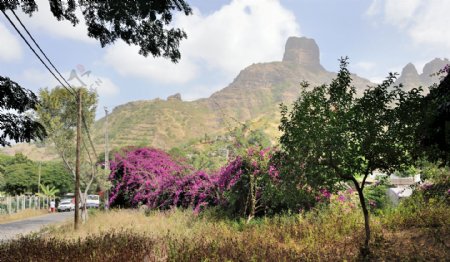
[0,211,73,241]
[0,209,48,224]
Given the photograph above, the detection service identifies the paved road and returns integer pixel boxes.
[0,212,73,241]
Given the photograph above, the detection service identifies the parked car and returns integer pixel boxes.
[58,198,75,212]
[86,194,100,208]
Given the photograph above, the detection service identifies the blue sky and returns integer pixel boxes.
[1,0,449,119]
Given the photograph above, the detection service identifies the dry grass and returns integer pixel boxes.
[0,209,48,224]
[1,204,449,261]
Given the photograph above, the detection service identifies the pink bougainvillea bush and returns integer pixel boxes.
[108,147,221,211]
[108,146,326,216]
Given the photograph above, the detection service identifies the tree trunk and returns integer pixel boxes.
[352,179,370,255]
[247,173,256,223]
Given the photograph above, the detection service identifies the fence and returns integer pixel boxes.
[0,195,52,215]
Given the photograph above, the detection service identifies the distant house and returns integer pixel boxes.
[389,174,421,187]
[387,174,421,205]
[387,187,414,206]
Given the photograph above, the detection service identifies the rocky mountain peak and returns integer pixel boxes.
[421,58,450,85]
[282,37,324,70]
[402,63,419,75]
[396,63,421,87]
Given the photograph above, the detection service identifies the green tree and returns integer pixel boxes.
[0,0,192,62]
[416,72,450,165]
[0,76,46,146]
[40,161,73,195]
[278,58,421,254]
[36,86,98,222]
[2,153,36,195]
[0,153,72,195]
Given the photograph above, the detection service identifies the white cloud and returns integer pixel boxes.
[103,0,300,86]
[20,68,119,96]
[16,0,94,43]
[367,0,450,49]
[354,61,376,71]
[0,21,22,62]
[103,42,199,84]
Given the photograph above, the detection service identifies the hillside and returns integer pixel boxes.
[3,37,447,158]
[91,37,374,151]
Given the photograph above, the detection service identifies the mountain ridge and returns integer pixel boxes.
[2,36,448,159]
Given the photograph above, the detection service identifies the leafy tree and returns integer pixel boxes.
[40,161,73,195]
[0,153,72,195]
[0,0,192,62]
[2,153,36,194]
[0,76,46,146]
[416,72,450,165]
[278,58,421,254]
[36,86,98,222]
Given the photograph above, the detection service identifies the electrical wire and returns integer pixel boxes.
[1,9,75,96]
[2,9,99,160]
[10,9,76,95]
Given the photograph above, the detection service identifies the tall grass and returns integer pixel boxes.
[1,201,448,261]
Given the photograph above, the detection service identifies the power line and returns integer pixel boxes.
[1,9,75,96]
[2,9,99,160]
[10,9,76,96]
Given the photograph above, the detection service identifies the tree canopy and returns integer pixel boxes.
[278,58,422,253]
[0,76,47,147]
[0,153,73,195]
[0,0,192,62]
[416,72,450,165]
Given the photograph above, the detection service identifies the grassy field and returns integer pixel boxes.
[1,199,448,261]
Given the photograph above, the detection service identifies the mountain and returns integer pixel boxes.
[395,58,450,91]
[3,37,447,159]
[91,36,374,151]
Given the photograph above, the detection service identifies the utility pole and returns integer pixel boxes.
[104,107,109,209]
[74,89,82,230]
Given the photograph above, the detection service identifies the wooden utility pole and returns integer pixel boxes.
[74,89,82,230]
[104,107,109,209]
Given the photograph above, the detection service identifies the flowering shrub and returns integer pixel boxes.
[108,146,331,217]
[108,147,221,212]
[108,147,189,208]
[216,146,281,219]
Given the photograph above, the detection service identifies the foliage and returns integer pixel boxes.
[364,183,390,214]
[36,86,97,185]
[419,160,450,183]
[383,186,450,230]
[278,57,422,251]
[0,0,192,62]
[108,147,191,208]
[1,153,36,194]
[0,76,46,146]
[415,72,450,165]
[0,153,73,195]
[109,145,281,218]
[36,183,59,198]
[216,146,279,219]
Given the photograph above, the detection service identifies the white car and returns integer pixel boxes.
[58,199,75,212]
[86,194,100,208]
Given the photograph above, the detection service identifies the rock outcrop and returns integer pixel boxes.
[167,93,182,101]
[282,37,325,71]
[420,58,450,86]
[396,63,421,88]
